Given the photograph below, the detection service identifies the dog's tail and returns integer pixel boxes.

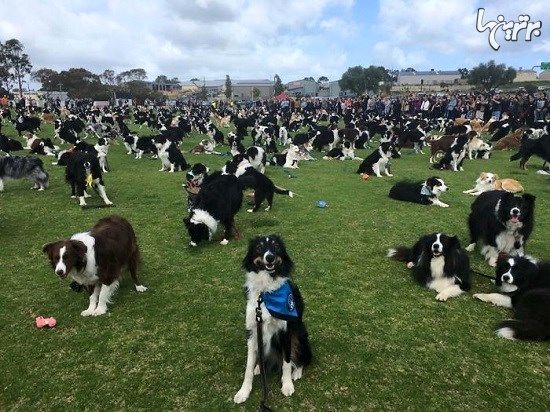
[496,319,548,341]
[510,152,522,161]
[274,185,293,198]
[293,328,313,367]
[387,246,412,262]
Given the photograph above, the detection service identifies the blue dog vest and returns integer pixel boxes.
[260,281,299,320]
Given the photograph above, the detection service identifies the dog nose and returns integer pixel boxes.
[56,269,64,276]
[502,274,511,283]
[265,253,275,264]
[432,244,440,251]
[511,208,520,216]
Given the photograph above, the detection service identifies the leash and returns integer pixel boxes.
[256,297,272,412]
[471,267,495,280]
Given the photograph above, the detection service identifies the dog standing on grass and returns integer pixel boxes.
[42,215,147,316]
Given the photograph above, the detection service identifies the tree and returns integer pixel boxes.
[252,87,261,99]
[198,85,207,100]
[31,68,60,91]
[100,69,116,85]
[0,39,32,98]
[467,60,516,90]
[317,76,329,83]
[273,74,284,95]
[458,68,469,79]
[225,75,232,99]
[303,76,315,82]
[339,65,392,95]
[116,68,147,84]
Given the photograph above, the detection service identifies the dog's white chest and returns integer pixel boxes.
[430,256,445,278]
[69,232,99,285]
[496,229,520,253]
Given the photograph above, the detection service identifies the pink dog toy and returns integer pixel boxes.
[35,316,57,328]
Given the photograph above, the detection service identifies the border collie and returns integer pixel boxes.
[270,145,301,169]
[389,177,449,207]
[245,146,266,173]
[234,235,312,404]
[388,233,471,301]
[154,136,189,172]
[0,133,23,155]
[124,134,157,159]
[59,151,113,207]
[0,155,49,191]
[185,163,209,211]
[42,215,147,316]
[510,134,550,170]
[463,172,523,196]
[474,255,550,341]
[184,172,243,246]
[225,154,293,212]
[466,191,535,266]
[356,142,394,177]
[323,141,361,160]
[433,134,468,171]
[467,135,492,159]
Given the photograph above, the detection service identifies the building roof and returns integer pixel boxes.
[233,79,273,86]
[398,70,460,76]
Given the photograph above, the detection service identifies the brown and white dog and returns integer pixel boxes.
[42,215,146,316]
[463,172,524,196]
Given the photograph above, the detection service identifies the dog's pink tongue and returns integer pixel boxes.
[511,216,519,223]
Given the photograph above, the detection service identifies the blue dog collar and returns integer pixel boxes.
[260,281,299,320]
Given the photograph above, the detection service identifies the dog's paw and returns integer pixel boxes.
[465,243,475,252]
[435,291,449,302]
[291,367,303,381]
[254,365,260,376]
[91,305,107,316]
[220,239,229,245]
[406,262,415,269]
[496,327,515,340]
[104,200,113,206]
[246,209,253,213]
[233,386,252,404]
[281,381,295,397]
[81,308,95,317]
[135,285,147,292]
[473,293,489,302]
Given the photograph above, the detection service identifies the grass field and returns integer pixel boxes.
[0,117,549,411]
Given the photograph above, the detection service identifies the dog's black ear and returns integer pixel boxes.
[448,235,460,249]
[42,241,61,256]
[271,234,294,275]
[521,193,536,209]
[242,236,260,271]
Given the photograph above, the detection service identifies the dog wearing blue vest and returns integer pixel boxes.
[234,235,312,404]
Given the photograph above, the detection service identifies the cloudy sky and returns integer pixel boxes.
[0,0,548,83]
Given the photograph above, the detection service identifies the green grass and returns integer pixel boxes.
[0,118,549,411]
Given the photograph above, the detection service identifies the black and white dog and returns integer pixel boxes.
[184,172,243,246]
[224,154,294,212]
[59,151,113,207]
[234,235,312,404]
[466,191,535,266]
[474,255,550,341]
[356,142,394,177]
[388,177,449,207]
[0,133,23,155]
[123,134,157,159]
[388,233,471,301]
[245,146,266,173]
[510,134,550,170]
[185,163,209,211]
[154,136,189,172]
[323,141,361,161]
[270,145,301,169]
[0,155,49,191]
[433,134,469,171]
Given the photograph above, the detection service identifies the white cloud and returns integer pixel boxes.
[373,0,549,69]
[0,0,355,82]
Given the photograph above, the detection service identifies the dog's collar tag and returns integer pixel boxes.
[260,281,299,320]
[420,184,432,196]
[85,174,93,188]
